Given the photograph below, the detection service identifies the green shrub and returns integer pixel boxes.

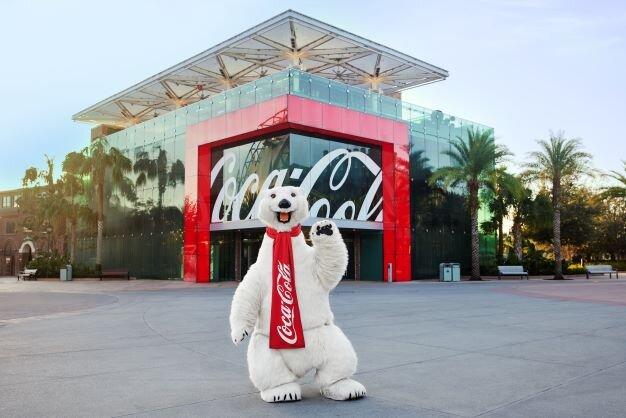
[27,252,69,277]
[71,263,98,278]
[566,264,586,275]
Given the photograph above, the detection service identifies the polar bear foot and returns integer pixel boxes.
[260,382,302,403]
[321,378,366,401]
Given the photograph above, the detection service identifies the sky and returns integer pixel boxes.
[0,0,624,190]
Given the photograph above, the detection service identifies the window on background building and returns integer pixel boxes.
[5,221,15,234]
[13,195,20,207]
[1,195,11,208]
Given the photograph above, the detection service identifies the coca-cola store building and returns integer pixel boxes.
[73,11,494,281]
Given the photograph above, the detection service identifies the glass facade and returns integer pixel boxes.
[76,68,494,279]
[210,133,382,225]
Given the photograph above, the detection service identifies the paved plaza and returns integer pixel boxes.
[1,277,625,417]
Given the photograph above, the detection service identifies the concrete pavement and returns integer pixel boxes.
[1,278,625,417]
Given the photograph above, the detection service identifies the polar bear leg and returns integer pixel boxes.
[315,325,366,400]
[247,332,301,402]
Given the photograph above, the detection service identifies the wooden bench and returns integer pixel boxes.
[100,269,130,280]
[18,269,37,281]
[585,265,619,279]
[497,265,528,280]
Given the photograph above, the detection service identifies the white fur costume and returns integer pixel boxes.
[230,186,366,402]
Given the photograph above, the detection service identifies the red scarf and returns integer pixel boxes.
[265,225,305,349]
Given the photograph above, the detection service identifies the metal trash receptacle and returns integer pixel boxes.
[60,268,67,281]
[451,263,461,281]
[439,263,453,282]
[66,264,73,281]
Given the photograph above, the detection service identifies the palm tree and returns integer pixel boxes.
[85,137,134,271]
[525,133,592,279]
[509,177,532,263]
[61,150,94,263]
[486,167,518,264]
[430,128,509,280]
[21,155,65,252]
[133,148,185,210]
[602,161,626,199]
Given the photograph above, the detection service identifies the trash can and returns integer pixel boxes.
[66,264,73,281]
[60,268,67,281]
[439,263,453,282]
[451,263,461,282]
[440,263,461,282]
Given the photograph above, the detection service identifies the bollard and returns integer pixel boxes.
[387,263,393,283]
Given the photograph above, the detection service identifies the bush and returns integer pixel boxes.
[27,253,98,278]
[72,263,98,278]
[27,252,69,277]
[566,264,586,275]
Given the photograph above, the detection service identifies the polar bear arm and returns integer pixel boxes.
[229,264,261,340]
[311,221,349,291]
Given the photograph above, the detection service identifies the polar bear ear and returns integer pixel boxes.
[262,188,275,199]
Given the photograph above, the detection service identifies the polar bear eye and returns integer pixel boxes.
[290,192,296,197]
[270,193,276,199]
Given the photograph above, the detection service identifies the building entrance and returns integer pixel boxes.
[208,228,383,282]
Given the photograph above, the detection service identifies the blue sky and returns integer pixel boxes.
[0,0,624,190]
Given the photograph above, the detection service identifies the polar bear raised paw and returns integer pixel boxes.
[260,382,302,403]
[311,220,340,241]
[321,378,366,401]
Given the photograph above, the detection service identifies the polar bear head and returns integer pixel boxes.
[257,186,309,231]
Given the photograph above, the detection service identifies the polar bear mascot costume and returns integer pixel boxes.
[229,186,366,403]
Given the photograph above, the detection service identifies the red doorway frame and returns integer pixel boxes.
[183,95,411,283]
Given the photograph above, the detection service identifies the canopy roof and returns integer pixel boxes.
[73,10,448,127]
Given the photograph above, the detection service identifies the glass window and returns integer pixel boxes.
[1,195,11,207]
[226,88,240,113]
[424,110,438,136]
[438,138,451,168]
[364,91,380,115]
[329,80,347,107]
[347,88,365,112]
[5,221,16,234]
[272,71,289,97]
[185,102,199,127]
[289,69,311,97]
[288,134,311,189]
[198,98,211,121]
[255,77,272,103]
[163,113,176,139]
[310,76,329,102]
[175,108,187,134]
[424,135,439,169]
[13,195,20,207]
[240,83,256,108]
[381,96,397,119]
[212,94,226,117]
[210,133,382,223]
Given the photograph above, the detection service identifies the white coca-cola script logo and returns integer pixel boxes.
[276,261,297,345]
[210,148,383,223]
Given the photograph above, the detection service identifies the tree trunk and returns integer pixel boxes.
[497,217,504,264]
[552,181,563,279]
[469,182,481,281]
[69,220,76,263]
[512,215,523,263]
[96,181,104,272]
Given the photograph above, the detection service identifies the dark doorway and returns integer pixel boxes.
[241,229,264,280]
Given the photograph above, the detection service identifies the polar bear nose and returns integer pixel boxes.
[278,199,291,209]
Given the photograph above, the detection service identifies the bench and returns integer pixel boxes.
[585,265,619,279]
[18,269,37,281]
[100,269,130,280]
[497,265,528,280]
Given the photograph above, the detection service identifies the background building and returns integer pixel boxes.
[72,10,495,281]
[0,189,38,276]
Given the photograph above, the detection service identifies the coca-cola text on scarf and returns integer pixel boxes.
[265,225,305,349]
